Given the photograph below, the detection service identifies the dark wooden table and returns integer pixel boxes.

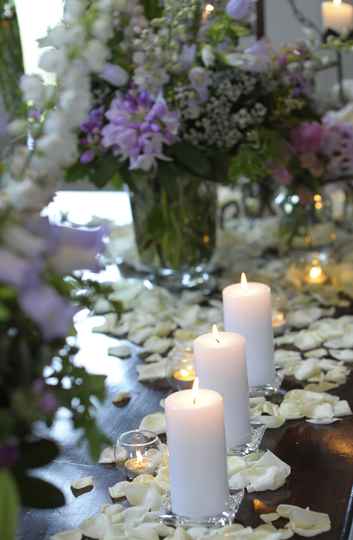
[19,322,353,540]
[20,192,353,539]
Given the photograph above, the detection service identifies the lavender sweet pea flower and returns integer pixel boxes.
[0,249,38,288]
[20,285,78,341]
[245,39,273,72]
[49,225,107,274]
[101,63,128,87]
[226,0,254,20]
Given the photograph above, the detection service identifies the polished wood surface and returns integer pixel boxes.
[19,317,353,539]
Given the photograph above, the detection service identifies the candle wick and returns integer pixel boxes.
[216,338,220,344]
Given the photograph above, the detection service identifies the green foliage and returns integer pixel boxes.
[207,14,250,46]
[143,0,163,20]
[229,129,285,183]
[52,353,109,461]
[0,471,19,540]
[169,142,212,179]
[19,439,60,470]
[65,155,124,189]
[14,475,65,509]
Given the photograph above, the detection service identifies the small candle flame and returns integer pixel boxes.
[309,265,323,281]
[333,0,342,6]
[241,272,248,289]
[212,324,221,343]
[136,450,143,464]
[192,377,199,405]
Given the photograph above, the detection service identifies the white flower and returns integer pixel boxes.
[64,0,85,23]
[20,75,45,106]
[84,40,109,72]
[39,49,68,75]
[92,16,113,41]
[201,45,215,67]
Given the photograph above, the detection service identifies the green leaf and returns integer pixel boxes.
[170,143,211,178]
[16,475,65,509]
[143,0,163,20]
[19,439,60,470]
[0,470,19,540]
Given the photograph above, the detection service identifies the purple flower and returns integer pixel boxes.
[291,122,323,154]
[321,119,353,178]
[48,225,107,274]
[0,444,18,468]
[245,39,273,72]
[80,149,95,164]
[226,0,253,20]
[0,249,38,288]
[102,90,179,171]
[39,393,59,415]
[20,285,78,341]
[101,63,128,87]
[79,106,105,163]
[180,45,196,70]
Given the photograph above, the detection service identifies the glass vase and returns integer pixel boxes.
[277,190,336,254]
[129,171,218,290]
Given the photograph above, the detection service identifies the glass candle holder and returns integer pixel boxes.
[118,429,161,479]
[303,256,329,286]
[167,348,196,390]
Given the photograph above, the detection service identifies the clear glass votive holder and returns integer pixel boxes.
[118,429,161,479]
[167,347,196,391]
[227,425,266,457]
[160,490,244,529]
[249,372,284,398]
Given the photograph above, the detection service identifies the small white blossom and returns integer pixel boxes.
[201,45,215,67]
[84,40,109,73]
[20,75,45,106]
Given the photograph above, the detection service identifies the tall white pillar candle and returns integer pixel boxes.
[223,273,275,389]
[165,384,229,520]
[194,326,251,449]
[322,0,353,34]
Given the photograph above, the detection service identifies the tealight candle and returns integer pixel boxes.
[125,450,154,477]
[272,310,287,336]
[173,366,196,382]
[223,273,275,390]
[304,259,328,285]
[165,380,229,520]
[194,325,251,451]
[322,0,353,33]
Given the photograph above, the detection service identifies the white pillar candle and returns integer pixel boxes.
[223,273,275,389]
[165,382,229,520]
[194,326,251,449]
[322,0,353,33]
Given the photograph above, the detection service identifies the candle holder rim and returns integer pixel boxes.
[118,429,160,449]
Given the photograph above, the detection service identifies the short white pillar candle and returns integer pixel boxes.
[322,0,353,33]
[223,273,275,389]
[194,326,251,449]
[165,382,229,520]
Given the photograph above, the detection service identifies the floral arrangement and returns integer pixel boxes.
[62,0,315,188]
[0,2,128,538]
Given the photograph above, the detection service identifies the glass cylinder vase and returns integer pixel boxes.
[277,190,336,254]
[128,171,218,290]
